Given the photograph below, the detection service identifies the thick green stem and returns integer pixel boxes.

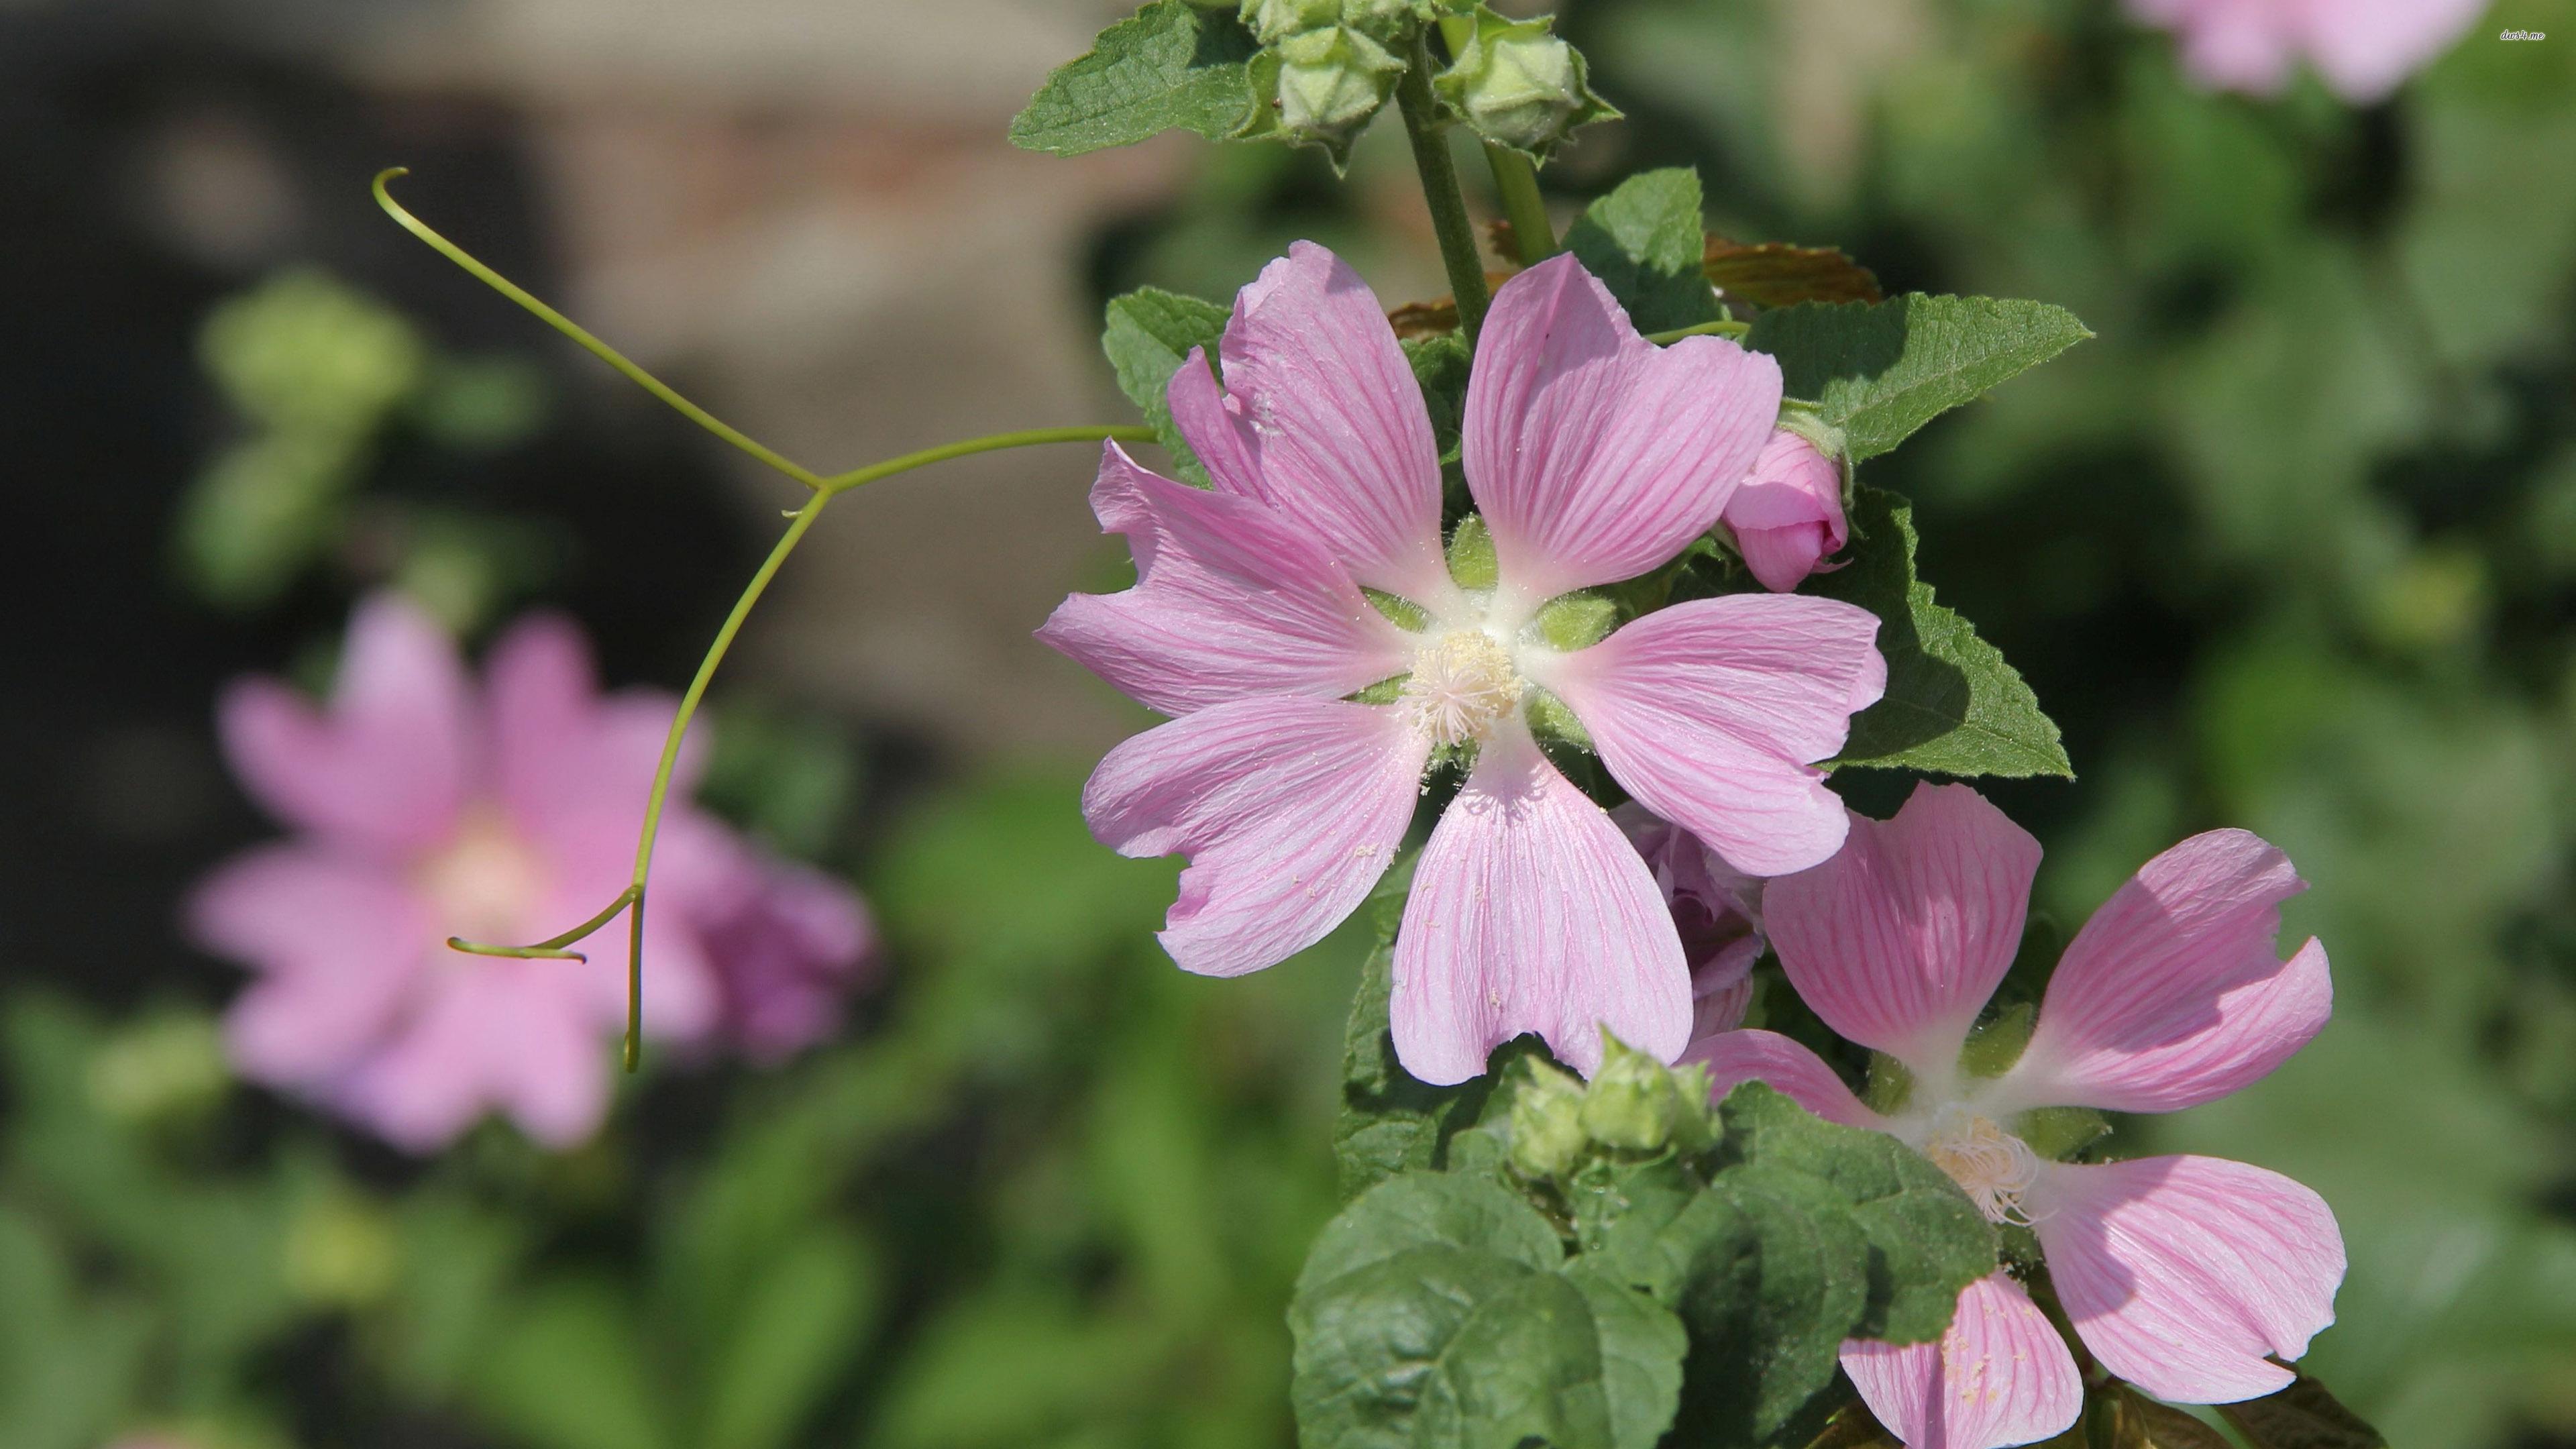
[1483,145,1558,263]
[1395,41,1489,344]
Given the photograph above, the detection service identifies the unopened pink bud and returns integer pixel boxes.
[1723,427,1848,592]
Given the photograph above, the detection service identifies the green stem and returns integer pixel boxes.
[374,168,831,492]
[822,425,1151,494]
[1483,144,1558,263]
[1644,318,1751,345]
[1394,41,1489,343]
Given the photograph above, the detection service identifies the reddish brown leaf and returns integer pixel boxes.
[1703,236,1884,308]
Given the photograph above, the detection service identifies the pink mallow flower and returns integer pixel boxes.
[1722,426,1847,592]
[1615,803,1766,1040]
[1040,243,1886,1083]
[1686,784,2343,1447]
[189,594,873,1150]
[2127,0,2486,103]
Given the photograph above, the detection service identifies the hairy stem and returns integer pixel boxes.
[1483,145,1558,264]
[1395,40,1489,343]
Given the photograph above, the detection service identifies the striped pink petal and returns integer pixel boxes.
[1841,1273,2084,1449]
[1680,1028,1886,1130]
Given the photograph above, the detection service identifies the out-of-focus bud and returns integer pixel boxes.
[88,1012,231,1126]
[1723,424,1849,592]
[1268,25,1406,158]
[1580,1031,1686,1152]
[1614,804,1765,1042]
[282,1187,400,1309]
[1507,1058,1591,1180]
[1432,6,1617,160]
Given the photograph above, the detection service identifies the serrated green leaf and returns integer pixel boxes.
[1301,1163,1562,1297]
[1746,294,2091,461]
[1402,331,1471,485]
[1100,286,1230,486]
[1710,1084,1994,1344]
[1660,1164,1872,1449]
[1008,1,1260,156]
[2216,1374,2390,1449]
[1564,1262,1690,1449]
[1813,488,2072,778]
[1566,168,1723,334]
[1293,1246,1614,1449]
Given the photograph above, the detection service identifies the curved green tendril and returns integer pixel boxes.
[1644,318,1753,345]
[372,168,831,492]
[382,166,1153,1070]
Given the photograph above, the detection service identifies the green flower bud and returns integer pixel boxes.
[1432,7,1617,160]
[1507,1059,1591,1180]
[1240,0,1342,44]
[87,1012,230,1126]
[1271,25,1405,156]
[1580,1030,1686,1152]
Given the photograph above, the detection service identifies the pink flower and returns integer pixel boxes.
[2127,0,2486,103]
[1040,243,1887,1083]
[1615,803,1766,1040]
[1723,427,1847,592]
[1686,784,2343,1446]
[189,594,872,1151]
[696,852,879,1063]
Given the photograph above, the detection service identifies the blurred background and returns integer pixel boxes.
[2,0,2572,1446]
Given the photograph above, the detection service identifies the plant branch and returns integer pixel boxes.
[1394,40,1490,343]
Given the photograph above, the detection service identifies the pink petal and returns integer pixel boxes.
[189,847,431,1083]
[1462,254,1782,608]
[486,613,700,847]
[1678,1028,1886,1129]
[2002,830,2318,1114]
[337,963,612,1152]
[1192,242,1452,606]
[1038,443,1415,716]
[1394,724,1690,1083]
[1726,428,1849,593]
[1841,1273,2084,1449]
[217,594,474,856]
[1083,694,1428,979]
[1762,784,2042,1081]
[1529,594,1884,877]
[2295,0,2484,102]
[2033,1156,2344,1403]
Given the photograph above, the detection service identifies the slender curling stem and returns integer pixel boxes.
[822,425,1151,494]
[449,886,637,962]
[373,168,832,492]
[1483,145,1558,264]
[1645,318,1752,345]
[1395,40,1490,344]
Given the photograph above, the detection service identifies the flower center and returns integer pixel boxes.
[1400,628,1523,747]
[417,805,548,947]
[1921,1104,2041,1225]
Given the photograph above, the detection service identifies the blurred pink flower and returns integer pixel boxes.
[1722,427,1847,592]
[2127,0,2486,102]
[189,595,872,1151]
[1687,784,2343,1446]
[1042,244,1886,1082]
[1614,803,1765,1040]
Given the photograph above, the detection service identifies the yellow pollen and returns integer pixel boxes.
[1923,1104,2042,1226]
[1400,629,1523,747]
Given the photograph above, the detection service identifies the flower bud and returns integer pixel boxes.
[1432,8,1615,160]
[1580,1031,1686,1152]
[1271,25,1405,156]
[1723,426,1849,592]
[1507,1059,1591,1180]
[1240,0,1342,44]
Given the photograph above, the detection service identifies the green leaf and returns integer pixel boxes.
[1566,168,1723,334]
[1812,488,2072,778]
[2108,1389,2238,1449]
[698,1227,879,1449]
[1293,1247,1614,1449]
[1291,1174,1682,1449]
[1332,941,1504,1199]
[1659,1163,1872,1448]
[2215,1374,2390,1449]
[466,1277,672,1449]
[1403,331,1471,490]
[1709,1084,1994,1344]
[1564,1263,1690,1449]
[1299,1167,1564,1296]
[1746,294,2091,461]
[1008,1,1260,156]
[1101,286,1230,486]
